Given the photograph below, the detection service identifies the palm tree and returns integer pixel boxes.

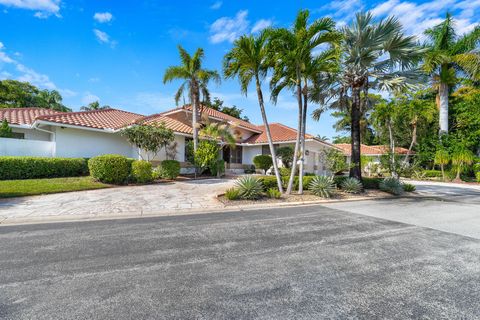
[422,13,480,134]
[163,46,220,152]
[434,148,450,181]
[223,31,284,193]
[451,148,474,182]
[268,10,340,194]
[38,90,70,112]
[311,12,423,180]
[80,101,110,111]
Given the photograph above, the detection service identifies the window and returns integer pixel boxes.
[262,144,279,155]
[230,146,242,164]
[11,132,25,139]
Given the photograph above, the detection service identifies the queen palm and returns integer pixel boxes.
[223,31,284,193]
[423,13,480,134]
[312,12,423,180]
[268,10,340,194]
[163,46,220,152]
[38,90,70,112]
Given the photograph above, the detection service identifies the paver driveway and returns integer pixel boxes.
[0,179,234,224]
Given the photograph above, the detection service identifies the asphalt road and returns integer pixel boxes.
[1,204,480,319]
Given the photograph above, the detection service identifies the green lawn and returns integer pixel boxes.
[0,176,111,198]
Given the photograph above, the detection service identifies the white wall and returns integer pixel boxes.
[0,137,54,157]
[54,127,135,158]
[140,135,186,162]
[242,145,262,165]
[12,127,51,141]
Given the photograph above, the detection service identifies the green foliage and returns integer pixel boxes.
[276,146,294,168]
[206,98,249,122]
[225,188,241,200]
[0,156,88,180]
[362,177,384,189]
[476,171,480,183]
[131,160,153,183]
[258,176,278,190]
[402,183,416,192]
[451,148,475,180]
[156,160,181,180]
[309,176,336,198]
[341,177,363,194]
[244,165,256,174]
[80,101,110,111]
[333,175,348,188]
[194,140,220,175]
[253,155,273,172]
[185,139,195,164]
[121,124,174,161]
[88,154,130,184]
[323,149,348,174]
[379,178,404,195]
[235,176,264,200]
[424,170,443,178]
[0,119,13,138]
[210,159,225,177]
[266,188,282,199]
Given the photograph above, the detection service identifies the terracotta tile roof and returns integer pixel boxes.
[244,123,315,144]
[140,114,193,135]
[335,144,413,156]
[36,108,144,130]
[168,105,261,132]
[0,108,62,125]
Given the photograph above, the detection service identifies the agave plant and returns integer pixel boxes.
[379,177,404,195]
[341,177,363,194]
[309,176,336,198]
[235,176,264,200]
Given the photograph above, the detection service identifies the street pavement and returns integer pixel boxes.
[1,199,480,319]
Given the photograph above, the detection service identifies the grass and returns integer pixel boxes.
[0,176,111,198]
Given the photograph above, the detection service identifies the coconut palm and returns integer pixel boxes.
[223,31,284,193]
[80,101,110,111]
[422,13,480,134]
[268,10,340,194]
[451,148,474,181]
[311,12,424,180]
[434,148,450,181]
[38,90,70,112]
[163,46,220,152]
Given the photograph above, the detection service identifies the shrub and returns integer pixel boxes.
[379,177,404,195]
[279,167,291,177]
[244,165,256,174]
[258,176,278,190]
[402,183,416,192]
[266,188,282,199]
[476,171,480,183]
[474,163,480,173]
[333,175,348,188]
[253,155,273,173]
[293,175,315,190]
[0,156,88,180]
[276,146,294,168]
[225,188,240,200]
[210,159,225,177]
[341,177,363,194]
[131,160,153,183]
[156,160,181,180]
[88,154,130,184]
[362,177,383,189]
[309,176,336,198]
[235,176,264,200]
[195,140,220,175]
[424,170,443,178]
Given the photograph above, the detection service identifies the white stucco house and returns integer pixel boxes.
[0,105,337,174]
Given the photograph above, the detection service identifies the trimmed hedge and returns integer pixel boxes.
[253,155,273,172]
[0,156,88,180]
[156,160,181,180]
[88,154,130,184]
[131,160,153,183]
[424,170,443,178]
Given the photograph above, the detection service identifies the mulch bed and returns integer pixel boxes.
[218,189,391,206]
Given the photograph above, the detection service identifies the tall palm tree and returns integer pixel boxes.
[312,12,423,180]
[80,101,110,111]
[38,90,71,112]
[423,13,480,134]
[268,10,340,194]
[163,46,220,152]
[223,32,284,193]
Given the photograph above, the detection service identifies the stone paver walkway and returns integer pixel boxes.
[0,179,234,225]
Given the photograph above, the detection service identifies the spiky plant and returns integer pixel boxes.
[235,176,264,200]
[402,183,416,192]
[341,177,363,194]
[225,188,240,200]
[309,176,336,198]
[266,188,282,199]
[379,177,404,195]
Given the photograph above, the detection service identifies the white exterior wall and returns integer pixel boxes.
[242,145,262,165]
[54,127,135,158]
[0,137,55,157]
[140,134,186,162]
[304,141,333,175]
[11,127,51,141]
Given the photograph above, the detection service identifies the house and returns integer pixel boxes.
[335,143,412,164]
[0,105,337,174]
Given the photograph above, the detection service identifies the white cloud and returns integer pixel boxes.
[0,0,61,18]
[82,92,100,105]
[251,19,272,33]
[93,29,117,47]
[210,1,222,10]
[93,12,113,23]
[209,11,274,44]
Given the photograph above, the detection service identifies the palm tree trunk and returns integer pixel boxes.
[402,119,417,167]
[286,78,303,194]
[255,77,283,193]
[298,86,308,194]
[191,85,199,152]
[439,82,449,134]
[350,87,362,180]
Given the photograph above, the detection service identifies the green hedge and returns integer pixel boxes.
[155,160,181,180]
[131,160,153,183]
[0,156,88,180]
[88,154,130,184]
[424,170,443,178]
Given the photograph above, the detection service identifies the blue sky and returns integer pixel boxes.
[1,0,479,139]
